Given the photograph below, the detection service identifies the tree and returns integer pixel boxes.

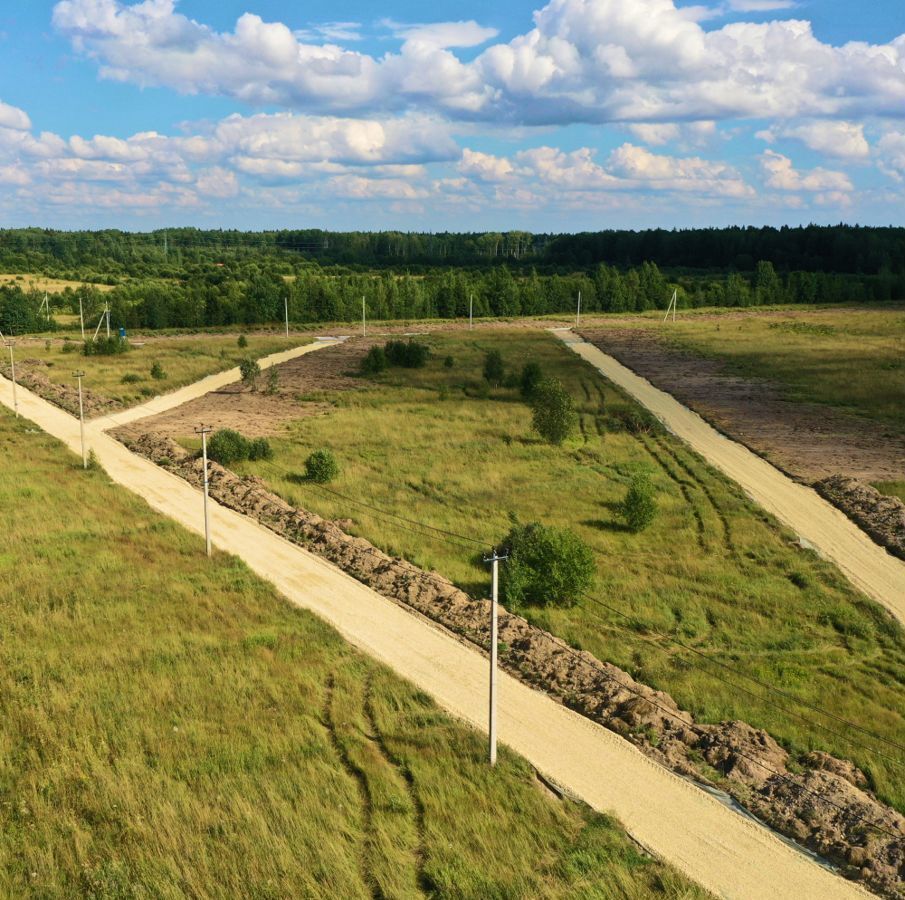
[620,472,657,532]
[530,377,577,445]
[239,356,261,391]
[754,260,782,305]
[520,361,543,399]
[483,349,505,386]
[361,346,387,375]
[266,366,279,395]
[500,520,595,608]
[305,449,339,483]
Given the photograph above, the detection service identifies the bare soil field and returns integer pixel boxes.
[580,328,905,485]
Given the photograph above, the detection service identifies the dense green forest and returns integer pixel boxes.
[0,225,902,333]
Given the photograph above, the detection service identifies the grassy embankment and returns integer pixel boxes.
[0,409,706,898]
[612,306,905,496]
[219,330,905,812]
[9,333,306,410]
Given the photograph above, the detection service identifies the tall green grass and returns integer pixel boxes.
[224,330,905,814]
[0,410,703,898]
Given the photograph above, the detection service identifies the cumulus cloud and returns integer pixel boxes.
[760,150,853,191]
[626,121,716,146]
[757,120,870,159]
[877,131,905,181]
[0,101,31,131]
[51,0,905,125]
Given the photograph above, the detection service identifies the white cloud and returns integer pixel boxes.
[760,149,853,191]
[384,19,499,49]
[627,121,717,146]
[195,167,239,198]
[0,101,31,131]
[877,131,905,181]
[725,1,797,11]
[757,120,870,159]
[51,0,905,126]
[458,148,514,182]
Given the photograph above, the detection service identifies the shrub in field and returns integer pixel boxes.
[240,356,261,391]
[520,361,543,398]
[483,350,505,386]
[361,346,388,375]
[305,449,339,483]
[620,472,657,532]
[83,336,129,356]
[61,340,78,354]
[121,373,143,384]
[610,405,659,436]
[266,366,279,395]
[385,340,430,368]
[444,355,455,369]
[530,377,577,445]
[207,429,248,465]
[237,334,248,348]
[150,361,166,380]
[500,521,595,608]
[248,437,274,461]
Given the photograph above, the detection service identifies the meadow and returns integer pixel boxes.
[10,332,306,410]
[224,330,905,813]
[0,408,706,898]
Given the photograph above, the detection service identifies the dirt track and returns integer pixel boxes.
[0,358,869,899]
[561,332,905,627]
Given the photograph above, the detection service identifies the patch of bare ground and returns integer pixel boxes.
[580,328,904,486]
[117,430,905,899]
[118,339,376,440]
[0,359,119,416]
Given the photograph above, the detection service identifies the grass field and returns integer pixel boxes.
[0,409,706,898]
[0,273,115,293]
[12,333,306,409]
[220,330,905,813]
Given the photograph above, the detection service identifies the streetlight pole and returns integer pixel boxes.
[6,340,18,418]
[195,424,213,557]
[73,370,87,467]
[483,547,509,766]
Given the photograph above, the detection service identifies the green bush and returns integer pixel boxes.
[530,377,577,445]
[361,345,388,375]
[150,362,166,380]
[248,437,274,461]
[83,336,129,356]
[500,521,595,608]
[620,473,657,532]
[483,350,505,386]
[239,357,261,391]
[61,340,79,354]
[385,340,430,368]
[121,373,143,384]
[237,334,248,348]
[266,366,279,395]
[444,355,455,369]
[207,429,248,465]
[520,361,543,398]
[305,449,339,484]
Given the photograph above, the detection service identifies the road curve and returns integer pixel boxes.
[0,369,869,900]
[560,331,905,626]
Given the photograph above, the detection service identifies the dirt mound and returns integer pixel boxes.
[817,476,905,561]
[118,430,905,898]
[1,361,119,417]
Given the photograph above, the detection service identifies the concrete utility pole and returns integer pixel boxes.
[362,296,367,338]
[195,424,213,557]
[284,296,290,337]
[576,290,582,329]
[78,294,85,340]
[105,303,111,339]
[73,370,87,467]
[469,294,474,331]
[7,340,18,418]
[483,548,509,766]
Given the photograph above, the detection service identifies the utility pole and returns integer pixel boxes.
[284,296,290,338]
[73,370,87,467]
[195,424,213,557]
[362,296,367,338]
[483,548,509,766]
[163,231,168,261]
[6,340,18,418]
[78,294,85,340]
[576,290,582,329]
[105,303,111,339]
[469,294,474,331]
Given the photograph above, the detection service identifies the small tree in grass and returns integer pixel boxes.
[237,334,248,348]
[500,520,595,608]
[150,361,166,381]
[531,377,577,445]
[620,472,657,532]
[240,357,261,391]
[361,346,387,375]
[207,429,248,465]
[306,449,339,483]
[483,349,505,386]
[266,366,279,395]
[520,361,543,399]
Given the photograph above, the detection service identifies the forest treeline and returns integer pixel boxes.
[1,258,900,334]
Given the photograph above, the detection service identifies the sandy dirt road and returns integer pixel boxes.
[561,332,905,626]
[0,363,870,899]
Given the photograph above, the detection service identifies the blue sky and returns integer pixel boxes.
[0,0,904,231]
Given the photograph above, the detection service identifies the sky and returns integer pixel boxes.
[0,0,904,231]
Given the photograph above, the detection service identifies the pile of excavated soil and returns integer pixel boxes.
[817,476,905,561]
[119,430,905,898]
[1,359,119,417]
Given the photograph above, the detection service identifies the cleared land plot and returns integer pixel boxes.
[4,333,307,414]
[157,331,905,814]
[580,307,905,493]
[0,273,114,293]
[0,409,707,899]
